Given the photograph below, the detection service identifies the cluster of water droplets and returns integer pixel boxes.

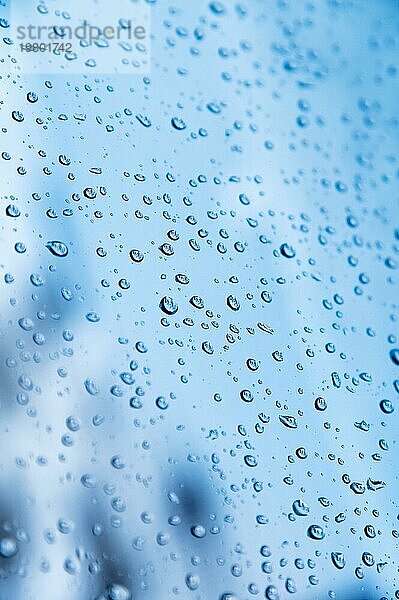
[0,0,399,599]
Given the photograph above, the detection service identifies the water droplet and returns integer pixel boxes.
[46,240,68,257]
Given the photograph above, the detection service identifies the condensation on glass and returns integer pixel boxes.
[0,1,398,599]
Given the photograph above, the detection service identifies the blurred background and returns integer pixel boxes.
[0,1,398,598]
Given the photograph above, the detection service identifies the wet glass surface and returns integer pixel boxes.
[0,1,399,598]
